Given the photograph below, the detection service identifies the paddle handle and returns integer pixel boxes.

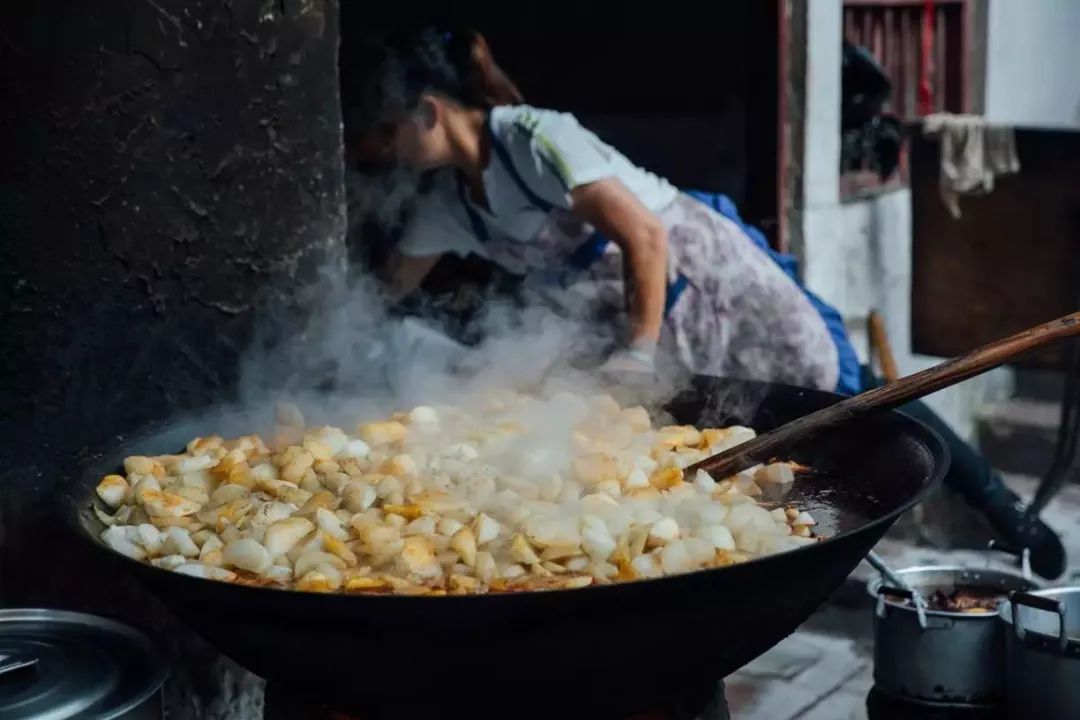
[689,311,1080,478]
[868,311,899,383]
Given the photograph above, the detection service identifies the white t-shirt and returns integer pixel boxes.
[398,105,679,259]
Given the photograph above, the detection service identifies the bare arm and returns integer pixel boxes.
[569,178,667,345]
[381,249,442,303]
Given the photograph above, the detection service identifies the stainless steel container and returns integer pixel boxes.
[867,565,1037,706]
[999,587,1080,720]
[0,608,167,719]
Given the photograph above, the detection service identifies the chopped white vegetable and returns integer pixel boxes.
[96,390,819,593]
[693,470,718,494]
[175,563,237,582]
[756,462,796,485]
[337,439,371,459]
[472,513,501,545]
[95,475,128,509]
[648,517,680,546]
[223,539,272,574]
[162,527,199,558]
[263,517,315,557]
[695,525,736,551]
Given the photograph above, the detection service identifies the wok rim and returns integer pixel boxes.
[66,381,950,604]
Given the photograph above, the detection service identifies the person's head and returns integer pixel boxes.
[341,28,523,173]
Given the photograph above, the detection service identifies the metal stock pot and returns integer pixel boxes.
[868,565,1038,706]
[999,587,1080,720]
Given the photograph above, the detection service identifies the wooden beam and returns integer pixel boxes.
[778,0,807,256]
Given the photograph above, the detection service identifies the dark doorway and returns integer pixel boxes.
[339,1,781,239]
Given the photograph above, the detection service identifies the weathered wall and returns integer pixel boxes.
[0,0,344,600]
[985,0,1080,129]
[0,1,344,713]
[798,0,1011,439]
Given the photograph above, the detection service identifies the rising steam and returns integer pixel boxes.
[233,252,682,434]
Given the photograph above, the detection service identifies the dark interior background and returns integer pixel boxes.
[341,2,782,335]
[343,1,781,232]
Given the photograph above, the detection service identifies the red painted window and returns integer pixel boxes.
[843,0,970,119]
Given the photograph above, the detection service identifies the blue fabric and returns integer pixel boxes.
[565,232,610,271]
[561,228,688,315]
[665,274,690,315]
[456,173,491,245]
[684,190,863,395]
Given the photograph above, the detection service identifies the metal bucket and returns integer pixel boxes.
[0,609,167,719]
[999,587,1080,720]
[867,565,1037,706]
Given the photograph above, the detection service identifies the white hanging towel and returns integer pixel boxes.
[922,113,1021,218]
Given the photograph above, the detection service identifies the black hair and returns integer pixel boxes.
[339,27,522,141]
[341,29,479,137]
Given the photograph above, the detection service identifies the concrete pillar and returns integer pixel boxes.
[0,0,344,601]
[0,1,345,711]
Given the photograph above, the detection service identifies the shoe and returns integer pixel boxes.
[983,493,1066,580]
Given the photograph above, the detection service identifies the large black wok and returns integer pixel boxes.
[69,377,947,718]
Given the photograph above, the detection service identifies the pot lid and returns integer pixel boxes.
[0,609,166,719]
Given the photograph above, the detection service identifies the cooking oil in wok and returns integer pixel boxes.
[758,471,883,538]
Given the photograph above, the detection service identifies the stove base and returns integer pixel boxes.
[264,680,730,720]
[866,687,1004,720]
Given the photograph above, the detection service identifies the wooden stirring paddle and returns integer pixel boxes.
[688,311,1080,479]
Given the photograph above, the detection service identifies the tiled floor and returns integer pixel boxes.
[724,475,1080,720]
[727,631,870,719]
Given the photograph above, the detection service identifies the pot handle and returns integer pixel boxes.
[876,585,935,629]
[876,585,911,619]
[1010,591,1069,654]
[987,540,1032,581]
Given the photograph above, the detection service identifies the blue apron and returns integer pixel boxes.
[683,190,863,396]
